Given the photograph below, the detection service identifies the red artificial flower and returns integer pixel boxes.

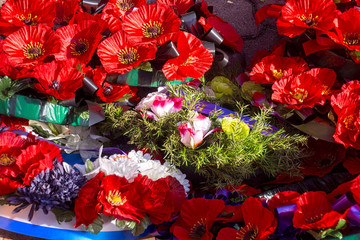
[88,67,137,103]
[277,0,337,38]
[53,0,81,28]
[0,115,29,131]
[134,175,186,224]
[162,31,213,81]
[333,104,360,149]
[122,3,181,45]
[97,174,146,223]
[350,175,360,205]
[267,191,301,212]
[74,171,105,228]
[271,68,336,110]
[293,191,342,229]
[217,197,277,240]
[331,80,360,114]
[0,0,55,36]
[300,137,346,177]
[34,60,83,100]
[3,24,61,69]
[0,177,23,195]
[0,132,26,180]
[171,198,225,240]
[55,20,103,64]
[99,8,123,34]
[16,140,62,185]
[103,0,147,20]
[343,148,360,175]
[217,205,243,223]
[97,30,157,74]
[250,55,309,84]
[328,178,355,203]
[198,15,243,52]
[327,8,360,52]
[157,0,194,15]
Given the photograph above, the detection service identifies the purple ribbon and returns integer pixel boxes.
[347,204,360,226]
[332,192,355,213]
[275,204,297,234]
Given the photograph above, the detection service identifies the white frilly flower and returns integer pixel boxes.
[76,147,190,193]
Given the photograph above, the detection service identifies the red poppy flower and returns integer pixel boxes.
[300,137,346,177]
[162,31,213,81]
[88,67,137,103]
[293,191,342,229]
[217,205,243,223]
[122,3,181,45]
[16,140,62,185]
[0,177,23,195]
[198,15,243,52]
[250,55,309,84]
[328,178,355,203]
[0,115,29,131]
[97,30,157,74]
[267,191,301,212]
[333,104,360,149]
[103,0,147,20]
[157,0,194,15]
[217,197,277,240]
[3,24,61,69]
[53,0,81,28]
[332,81,360,114]
[55,20,103,64]
[0,0,55,36]
[171,198,225,240]
[98,174,146,223]
[74,11,108,33]
[327,8,360,52]
[99,8,123,33]
[34,60,83,100]
[74,171,104,228]
[134,175,186,224]
[271,68,336,110]
[0,132,26,180]
[276,0,337,38]
[350,175,360,205]
[343,148,360,175]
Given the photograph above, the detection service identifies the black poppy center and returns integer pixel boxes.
[344,33,360,45]
[75,43,87,54]
[50,80,60,91]
[244,228,257,240]
[28,47,41,56]
[189,222,206,239]
[103,85,113,96]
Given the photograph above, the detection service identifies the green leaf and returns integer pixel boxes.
[0,76,12,100]
[85,215,104,234]
[131,215,150,236]
[115,219,136,230]
[335,219,346,230]
[133,61,153,72]
[51,208,75,224]
[30,124,51,138]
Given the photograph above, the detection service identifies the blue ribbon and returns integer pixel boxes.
[275,204,298,238]
[0,216,150,240]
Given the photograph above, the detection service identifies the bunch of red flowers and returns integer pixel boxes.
[0,131,63,195]
[74,172,186,229]
[0,0,223,103]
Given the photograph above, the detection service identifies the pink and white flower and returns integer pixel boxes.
[150,96,183,118]
[178,113,221,149]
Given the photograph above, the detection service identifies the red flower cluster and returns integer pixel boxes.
[74,173,186,228]
[0,131,62,195]
[272,68,336,109]
[331,81,360,149]
[171,197,277,240]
